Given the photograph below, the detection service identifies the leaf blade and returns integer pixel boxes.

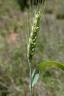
[36,61,64,71]
[31,61,64,87]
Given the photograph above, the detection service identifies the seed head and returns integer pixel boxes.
[27,11,41,62]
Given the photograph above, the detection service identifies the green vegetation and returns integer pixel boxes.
[0,0,64,96]
[56,8,64,19]
[56,13,64,19]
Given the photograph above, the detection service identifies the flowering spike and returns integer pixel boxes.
[27,11,41,62]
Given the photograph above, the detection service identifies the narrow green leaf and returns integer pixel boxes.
[31,69,39,87]
[31,61,64,87]
[29,69,39,87]
[36,61,64,71]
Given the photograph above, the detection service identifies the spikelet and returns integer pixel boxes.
[27,11,41,62]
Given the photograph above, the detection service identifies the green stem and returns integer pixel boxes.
[29,61,32,96]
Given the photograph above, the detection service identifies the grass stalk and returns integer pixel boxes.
[29,62,32,96]
[28,0,33,95]
[28,11,40,96]
[27,1,46,96]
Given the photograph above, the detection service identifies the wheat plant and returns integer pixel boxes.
[27,0,64,96]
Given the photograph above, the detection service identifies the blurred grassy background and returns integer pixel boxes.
[0,0,64,96]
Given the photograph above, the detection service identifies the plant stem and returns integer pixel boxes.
[29,61,32,96]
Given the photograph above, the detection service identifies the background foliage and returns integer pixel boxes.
[0,0,64,96]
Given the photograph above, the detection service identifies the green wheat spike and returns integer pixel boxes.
[27,11,41,62]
